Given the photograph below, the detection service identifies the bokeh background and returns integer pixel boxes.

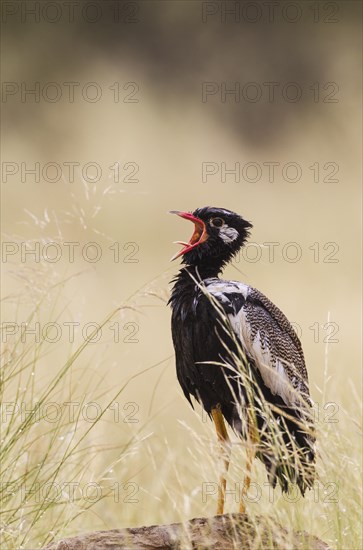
[1,1,362,548]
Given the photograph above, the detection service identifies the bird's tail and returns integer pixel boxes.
[255,401,316,495]
[226,375,316,495]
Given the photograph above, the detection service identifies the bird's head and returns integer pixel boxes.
[170,206,252,270]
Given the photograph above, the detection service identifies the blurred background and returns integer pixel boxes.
[1,1,362,548]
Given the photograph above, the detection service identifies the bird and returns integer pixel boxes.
[168,206,315,515]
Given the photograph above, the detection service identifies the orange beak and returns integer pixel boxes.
[169,211,208,261]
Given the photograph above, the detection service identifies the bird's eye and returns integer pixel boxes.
[210,217,225,228]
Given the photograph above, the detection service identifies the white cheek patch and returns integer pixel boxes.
[219,225,239,243]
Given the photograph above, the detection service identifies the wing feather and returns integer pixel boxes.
[203,278,312,410]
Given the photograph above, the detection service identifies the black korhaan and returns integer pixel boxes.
[168,206,315,514]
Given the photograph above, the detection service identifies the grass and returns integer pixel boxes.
[0,272,361,549]
[0,275,157,549]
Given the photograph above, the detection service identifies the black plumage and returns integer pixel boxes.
[169,207,315,501]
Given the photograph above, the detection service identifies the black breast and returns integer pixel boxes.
[169,271,245,425]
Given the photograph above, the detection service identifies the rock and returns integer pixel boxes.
[43,513,330,550]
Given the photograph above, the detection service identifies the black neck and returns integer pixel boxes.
[174,264,221,286]
[169,264,219,314]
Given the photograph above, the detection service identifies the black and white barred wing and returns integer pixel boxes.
[203,278,313,412]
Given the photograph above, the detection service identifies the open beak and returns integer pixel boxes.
[169,210,208,261]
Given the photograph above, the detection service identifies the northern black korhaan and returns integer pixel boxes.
[168,207,315,514]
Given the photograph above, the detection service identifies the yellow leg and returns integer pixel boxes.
[239,417,258,514]
[211,405,231,515]
[239,445,255,513]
